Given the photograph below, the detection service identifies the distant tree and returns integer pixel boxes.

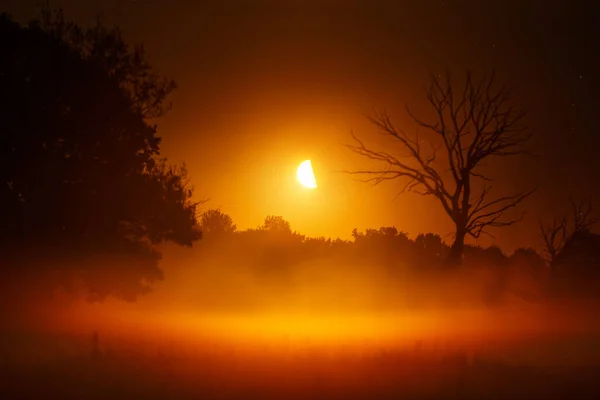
[347,70,534,266]
[415,233,447,258]
[200,209,237,236]
[303,237,333,258]
[462,245,509,306]
[352,227,409,242]
[249,216,303,279]
[377,226,400,238]
[509,247,546,280]
[261,215,293,235]
[351,227,412,271]
[352,227,407,252]
[408,233,445,270]
[540,198,599,266]
[463,245,507,268]
[506,247,547,301]
[551,230,600,298]
[540,199,600,297]
[331,237,353,251]
[0,9,200,301]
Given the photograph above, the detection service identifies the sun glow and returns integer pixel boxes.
[296,160,317,189]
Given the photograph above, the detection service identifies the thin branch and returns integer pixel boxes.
[470,171,493,181]
[346,69,533,252]
[345,119,455,218]
[570,196,600,232]
[466,189,535,238]
[539,197,599,264]
[539,218,567,263]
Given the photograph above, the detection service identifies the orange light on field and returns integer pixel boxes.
[169,311,446,348]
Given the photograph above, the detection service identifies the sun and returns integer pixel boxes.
[296,160,317,189]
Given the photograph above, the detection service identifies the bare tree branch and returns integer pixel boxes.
[345,123,455,218]
[539,198,599,263]
[346,70,534,263]
[570,196,600,232]
[466,189,535,238]
[540,218,567,263]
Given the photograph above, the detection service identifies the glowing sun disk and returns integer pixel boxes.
[297,160,317,189]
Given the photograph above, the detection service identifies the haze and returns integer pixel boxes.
[2,1,600,399]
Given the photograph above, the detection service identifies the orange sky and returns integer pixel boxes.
[5,0,600,252]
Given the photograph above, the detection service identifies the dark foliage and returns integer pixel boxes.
[194,209,556,306]
[551,230,600,298]
[0,9,200,302]
[539,198,600,298]
[200,209,237,237]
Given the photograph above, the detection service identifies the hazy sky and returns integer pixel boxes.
[3,0,600,251]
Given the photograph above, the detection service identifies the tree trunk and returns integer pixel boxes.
[445,228,466,267]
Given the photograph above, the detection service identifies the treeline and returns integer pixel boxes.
[193,208,600,305]
[1,7,599,307]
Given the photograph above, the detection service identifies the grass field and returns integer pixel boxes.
[2,320,600,400]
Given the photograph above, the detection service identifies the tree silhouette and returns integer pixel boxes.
[0,10,200,301]
[261,215,293,235]
[539,198,600,297]
[303,237,333,258]
[415,233,447,258]
[462,244,507,267]
[412,233,448,268]
[347,70,534,266]
[550,229,600,298]
[200,209,237,236]
[352,227,409,242]
[505,247,547,302]
[540,198,599,265]
[509,247,546,280]
[351,227,411,255]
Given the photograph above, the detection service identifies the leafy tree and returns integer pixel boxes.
[303,237,333,258]
[352,227,409,243]
[351,227,412,271]
[551,229,600,298]
[347,70,534,266]
[507,247,547,301]
[261,215,293,235]
[0,9,200,301]
[509,248,546,278]
[463,245,507,268]
[200,209,237,236]
[411,233,448,269]
[415,233,447,257]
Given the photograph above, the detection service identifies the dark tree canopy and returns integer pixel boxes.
[0,10,200,301]
[510,247,547,279]
[550,230,600,298]
[540,198,599,265]
[347,70,534,266]
[200,208,237,236]
[188,212,553,307]
[261,215,293,235]
[540,198,600,298]
[415,233,446,256]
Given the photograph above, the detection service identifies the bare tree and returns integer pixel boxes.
[540,198,599,265]
[347,70,534,266]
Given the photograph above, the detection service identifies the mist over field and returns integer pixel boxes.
[3,2,600,399]
[3,221,600,399]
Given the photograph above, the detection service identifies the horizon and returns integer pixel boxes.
[2,2,600,399]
